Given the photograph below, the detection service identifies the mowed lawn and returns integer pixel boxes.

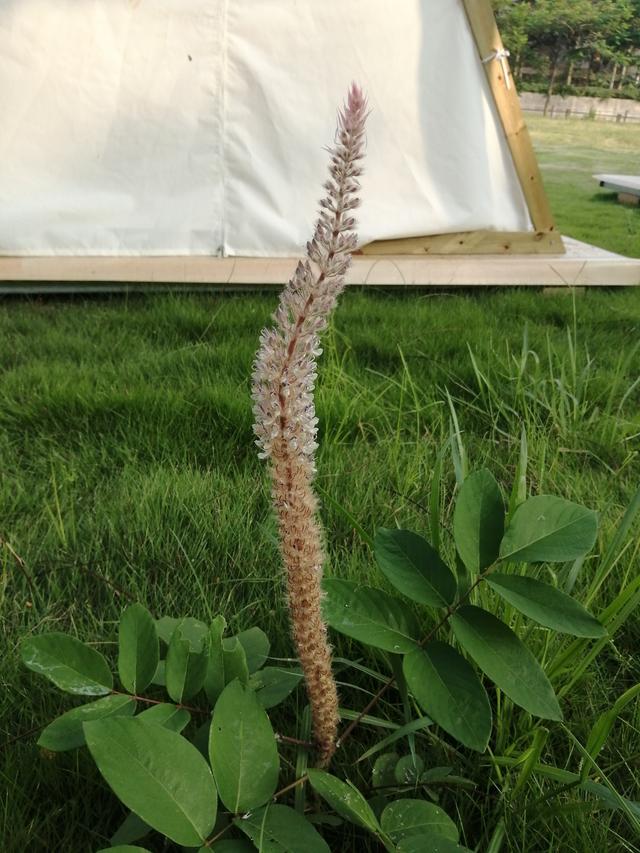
[2,289,639,852]
[528,115,640,257]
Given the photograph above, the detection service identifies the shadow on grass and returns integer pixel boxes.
[589,191,640,208]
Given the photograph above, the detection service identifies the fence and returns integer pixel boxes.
[519,92,640,123]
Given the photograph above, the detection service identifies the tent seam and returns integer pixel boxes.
[219,0,229,257]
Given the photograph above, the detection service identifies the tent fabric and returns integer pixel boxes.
[0,0,532,258]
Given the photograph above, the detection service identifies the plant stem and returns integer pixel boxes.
[0,534,38,602]
[276,733,314,749]
[110,689,205,715]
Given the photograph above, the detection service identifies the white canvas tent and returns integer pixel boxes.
[1,0,638,287]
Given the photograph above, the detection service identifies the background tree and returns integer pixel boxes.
[493,0,638,99]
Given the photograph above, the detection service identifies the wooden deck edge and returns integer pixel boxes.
[0,253,638,289]
[361,230,564,256]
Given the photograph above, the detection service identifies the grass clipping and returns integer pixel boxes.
[251,84,368,766]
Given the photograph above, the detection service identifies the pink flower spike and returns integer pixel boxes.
[250,85,368,767]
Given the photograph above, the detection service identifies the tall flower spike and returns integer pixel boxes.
[251,84,368,766]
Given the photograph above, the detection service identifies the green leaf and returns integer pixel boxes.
[429,448,445,553]
[307,769,380,832]
[560,726,640,833]
[420,767,459,785]
[403,642,491,752]
[454,551,472,601]
[491,754,640,823]
[21,633,113,696]
[235,803,331,852]
[234,627,270,673]
[598,482,640,582]
[249,666,303,709]
[98,847,150,852]
[585,683,640,764]
[487,574,606,637]
[322,579,420,653]
[173,616,210,644]
[209,680,279,813]
[223,637,250,686]
[204,615,226,704]
[372,753,399,788]
[381,798,459,843]
[397,836,473,853]
[156,616,180,646]
[137,703,191,733]
[451,606,561,720]
[358,716,432,764]
[37,695,135,751]
[394,755,425,785]
[512,727,549,796]
[508,426,528,520]
[453,469,505,573]
[374,528,456,607]
[110,811,151,846]
[84,717,217,846]
[500,496,598,563]
[447,391,467,486]
[339,708,399,730]
[151,660,165,686]
[582,781,640,823]
[118,604,159,694]
[166,620,210,703]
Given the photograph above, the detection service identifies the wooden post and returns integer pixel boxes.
[461,0,561,245]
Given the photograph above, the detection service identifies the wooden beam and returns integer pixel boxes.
[0,246,638,289]
[361,229,564,256]
[461,0,560,240]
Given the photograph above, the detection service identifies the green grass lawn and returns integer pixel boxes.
[528,115,640,257]
[1,116,640,853]
[1,288,639,852]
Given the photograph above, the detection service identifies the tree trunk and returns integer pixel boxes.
[514,52,522,84]
[544,52,560,116]
[586,54,594,87]
[566,59,575,86]
[618,65,627,90]
[609,62,618,91]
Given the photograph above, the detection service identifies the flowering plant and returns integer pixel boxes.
[251,83,367,766]
[19,86,639,852]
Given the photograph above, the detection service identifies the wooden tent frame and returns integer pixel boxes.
[362,0,563,256]
[1,0,566,287]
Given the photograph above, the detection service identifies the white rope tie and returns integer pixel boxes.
[482,48,512,90]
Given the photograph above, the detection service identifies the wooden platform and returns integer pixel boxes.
[0,238,637,292]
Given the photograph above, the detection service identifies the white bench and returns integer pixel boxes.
[594,174,640,205]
